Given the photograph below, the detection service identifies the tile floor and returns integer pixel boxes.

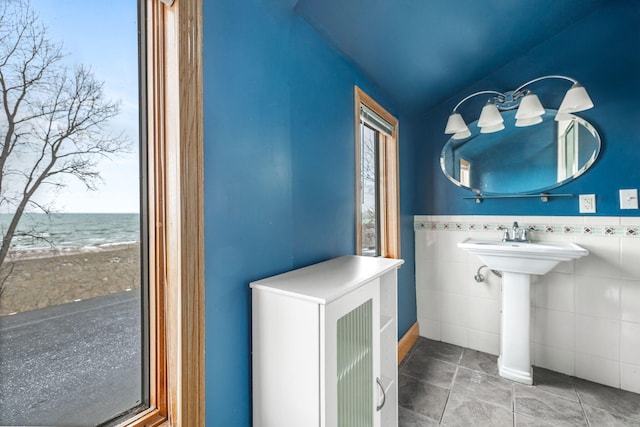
[399,338,640,426]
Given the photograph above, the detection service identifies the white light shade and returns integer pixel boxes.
[515,93,545,119]
[558,83,593,113]
[480,122,505,133]
[477,103,504,128]
[554,112,573,122]
[515,116,543,127]
[445,112,468,134]
[452,129,471,140]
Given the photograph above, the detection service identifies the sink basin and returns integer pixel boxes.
[458,238,589,275]
[458,237,588,385]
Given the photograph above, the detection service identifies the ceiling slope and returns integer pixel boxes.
[295,0,607,111]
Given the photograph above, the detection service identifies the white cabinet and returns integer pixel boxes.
[250,255,404,427]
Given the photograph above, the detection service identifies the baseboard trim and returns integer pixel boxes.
[398,322,419,363]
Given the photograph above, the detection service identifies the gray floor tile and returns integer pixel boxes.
[575,379,640,421]
[398,406,440,427]
[398,340,640,427]
[452,366,514,410]
[412,337,463,364]
[460,348,499,376]
[398,373,449,422]
[514,384,587,427]
[514,413,557,426]
[401,352,457,389]
[441,392,513,427]
[531,367,579,402]
[583,404,640,427]
[399,353,410,372]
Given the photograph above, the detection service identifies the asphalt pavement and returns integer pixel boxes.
[0,291,143,426]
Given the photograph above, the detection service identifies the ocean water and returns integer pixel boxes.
[0,213,141,253]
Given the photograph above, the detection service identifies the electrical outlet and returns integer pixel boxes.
[620,189,639,209]
[579,194,596,213]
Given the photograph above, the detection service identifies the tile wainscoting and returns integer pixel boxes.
[414,215,640,394]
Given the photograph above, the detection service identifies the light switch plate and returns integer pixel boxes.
[620,189,639,209]
[579,194,596,213]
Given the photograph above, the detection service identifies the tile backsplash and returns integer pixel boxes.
[414,215,640,393]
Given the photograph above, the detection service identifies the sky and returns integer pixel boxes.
[27,0,140,213]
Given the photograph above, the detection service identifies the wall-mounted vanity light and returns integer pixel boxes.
[444,75,594,140]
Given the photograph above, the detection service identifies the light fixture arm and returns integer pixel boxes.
[451,90,505,112]
[513,75,579,95]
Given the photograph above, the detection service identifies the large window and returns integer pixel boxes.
[0,0,203,425]
[354,87,400,259]
[121,0,205,425]
[0,1,143,424]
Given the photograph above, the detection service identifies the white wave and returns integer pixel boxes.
[98,241,140,249]
[7,241,140,261]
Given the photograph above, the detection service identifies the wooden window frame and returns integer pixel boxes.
[354,86,400,259]
[118,0,204,426]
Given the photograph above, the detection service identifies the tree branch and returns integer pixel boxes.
[0,0,131,269]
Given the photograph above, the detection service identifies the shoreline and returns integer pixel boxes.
[7,241,140,261]
[0,243,141,316]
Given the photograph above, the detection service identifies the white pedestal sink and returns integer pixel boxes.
[458,238,588,385]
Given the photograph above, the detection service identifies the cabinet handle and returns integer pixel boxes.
[376,377,386,411]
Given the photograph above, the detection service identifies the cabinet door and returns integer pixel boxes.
[323,278,381,427]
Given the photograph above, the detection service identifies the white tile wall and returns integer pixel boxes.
[574,315,620,360]
[622,279,640,323]
[533,272,574,312]
[468,297,499,334]
[622,363,640,394]
[621,321,640,364]
[441,322,468,348]
[414,214,640,393]
[621,238,640,279]
[535,308,575,351]
[441,292,469,327]
[534,343,574,375]
[575,353,620,388]
[574,276,620,318]
[468,329,499,355]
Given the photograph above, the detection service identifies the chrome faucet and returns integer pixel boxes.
[502,221,529,242]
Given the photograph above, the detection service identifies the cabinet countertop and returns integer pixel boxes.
[250,255,404,304]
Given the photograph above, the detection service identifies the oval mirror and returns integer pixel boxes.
[440,109,601,195]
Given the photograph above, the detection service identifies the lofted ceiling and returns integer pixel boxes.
[295,0,608,113]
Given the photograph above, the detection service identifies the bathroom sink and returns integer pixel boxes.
[458,237,588,384]
[458,238,588,275]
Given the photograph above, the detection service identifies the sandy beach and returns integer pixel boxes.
[0,243,140,316]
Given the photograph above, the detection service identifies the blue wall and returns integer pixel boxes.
[203,0,416,425]
[417,0,640,216]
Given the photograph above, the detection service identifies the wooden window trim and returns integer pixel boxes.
[118,0,204,426]
[354,86,400,259]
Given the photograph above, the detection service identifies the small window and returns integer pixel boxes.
[354,87,400,259]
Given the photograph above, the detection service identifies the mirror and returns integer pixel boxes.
[440,109,600,195]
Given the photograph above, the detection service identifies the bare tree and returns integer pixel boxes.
[360,124,378,250]
[0,0,129,296]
